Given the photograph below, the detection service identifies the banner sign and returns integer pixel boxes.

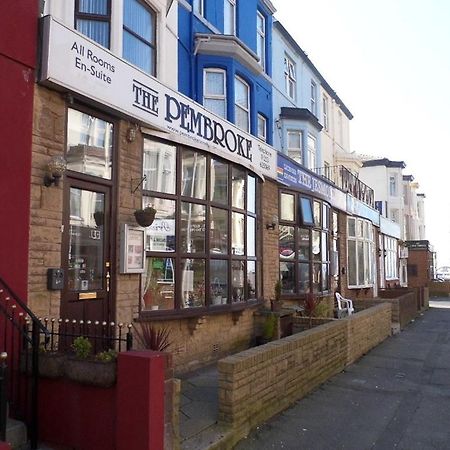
[40,16,277,180]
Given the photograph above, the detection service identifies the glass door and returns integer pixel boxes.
[61,179,111,323]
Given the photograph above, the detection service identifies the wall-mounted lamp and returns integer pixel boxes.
[266,215,278,230]
[44,155,67,187]
[126,124,139,143]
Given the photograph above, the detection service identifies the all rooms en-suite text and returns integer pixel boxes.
[71,41,115,84]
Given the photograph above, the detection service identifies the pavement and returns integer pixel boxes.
[235,297,450,450]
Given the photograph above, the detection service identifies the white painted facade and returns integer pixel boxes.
[42,0,178,89]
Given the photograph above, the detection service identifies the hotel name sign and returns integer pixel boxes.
[40,16,276,180]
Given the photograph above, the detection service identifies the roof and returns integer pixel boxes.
[273,20,353,120]
[280,107,323,131]
[403,174,414,181]
[362,158,406,169]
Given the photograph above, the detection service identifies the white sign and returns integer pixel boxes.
[40,16,277,180]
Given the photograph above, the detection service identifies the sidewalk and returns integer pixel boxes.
[235,298,450,449]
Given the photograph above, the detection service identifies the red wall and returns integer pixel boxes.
[0,0,38,299]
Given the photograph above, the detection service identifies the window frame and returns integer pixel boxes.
[384,236,398,280]
[257,114,267,142]
[307,134,317,171]
[74,0,112,49]
[234,75,250,132]
[256,10,266,70]
[193,0,204,16]
[310,80,317,115]
[203,68,227,119]
[141,136,262,316]
[322,95,329,131]
[287,130,302,164]
[122,0,157,76]
[284,55,296,100]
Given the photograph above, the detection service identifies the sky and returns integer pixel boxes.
[273,0,450,266]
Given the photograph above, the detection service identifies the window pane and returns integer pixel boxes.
[210,207,228,254]
[279,226,295,259]
[205,71,225,95]
[288,131,301,149]
[124,0,154,42]
[210,260,228,305]
[312,264,321,293]
[298,262,310,294]
[312,230,321,261]
[247,175,256,213]
[280,262,295,294]
[232,260,245,303]
[143,257,175,311]
[322,204,329,229]
[232,212,245,255]
[211,159,228,204]
[313,201,321,226]
[235,77,249,108]
[204,99,226,118]
[144,197,176,252]
[76,20,110,48]
[232,168,246,209]
[235,106,249,132]
[143,139,176,194]
[67,109,113,179]
[348,218,356,237]
[181,150,207,199]
[181,259,205,308]
[123,30,154,74]
[257,115,266,141]
[300,197,314,225]
[247,216,256,257]
[322,264,329,291]
[247,260,257,299]
[79,0,107,14]
[321,232,329,261]
[280,193,295,221]
[181,202,206,253]
[298,228,310,260]
[348,240,357,285]
[358,241,364,285]
[224,0,235,34]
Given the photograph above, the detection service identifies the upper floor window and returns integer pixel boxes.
[203,69,227,119]
[234,76,250,132]
[389,175,397,196]
[193,0,204,16]
[287,130,302,164]
[322,95,329,131]
[310,80,317,115]
[284,55,296,99]
[338,110,343,144]
[257,114,267,142]
[123,0,156,75]
[75,0,111,48]
[224,0,236,35]
[256,11,266,70]
[307,134,317,171]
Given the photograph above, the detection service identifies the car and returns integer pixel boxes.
[436,266,450,281]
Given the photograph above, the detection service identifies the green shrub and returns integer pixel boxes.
[262,314,277,340]
[72,336,92,359]
[96,349,118,362]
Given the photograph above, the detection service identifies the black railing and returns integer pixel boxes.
[0,276,49,450]
[0,352,7,442]
[315,165,375,208]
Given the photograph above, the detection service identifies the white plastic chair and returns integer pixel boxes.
[335,292,355,318]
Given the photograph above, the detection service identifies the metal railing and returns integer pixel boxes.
[0,352,7,442]
[314,165,375,207]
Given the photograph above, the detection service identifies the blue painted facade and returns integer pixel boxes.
[178,0,274,144]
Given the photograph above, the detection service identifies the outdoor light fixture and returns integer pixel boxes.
[266,215,278,230]
[126,124,139,143]
[44,155,67,187]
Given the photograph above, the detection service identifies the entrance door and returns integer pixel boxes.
[61,178,112,323]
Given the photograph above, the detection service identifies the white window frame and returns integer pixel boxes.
[287,130,302,164]
[384,236,398,280]
[203,68,227,119]
[257,114,267,142]
[256,11,266,70]
[234,75,250,132]
[347,217,375,288]
[307,134,317,171]
[284,55,296,100]
[322,95,329,131]
[389,175,397,196]
[310,80,317,115]
[224,0,236,35]
[193,0,204,16]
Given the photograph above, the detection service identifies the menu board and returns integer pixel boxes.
[120,224,145,273]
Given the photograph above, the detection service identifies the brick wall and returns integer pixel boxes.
[407,249,432,288]
[217,303,391,443]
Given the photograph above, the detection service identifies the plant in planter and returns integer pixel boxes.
[20,344,66,379]
[303,292,324,329]
[270,280,283,312]
[256,313,277,345]
[133,323,171,351]
[134,205,157,227]
[65,337,117,388]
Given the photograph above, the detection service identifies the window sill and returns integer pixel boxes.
[137,299,263,321]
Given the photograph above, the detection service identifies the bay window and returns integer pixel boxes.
[287,130,302,164]
[279,191,331,296]
[204,69,227,119]
[142,137,260,313]
[234,76,250,132]
[347,217,375,288]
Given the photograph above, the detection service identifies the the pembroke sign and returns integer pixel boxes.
[40,16,276,179]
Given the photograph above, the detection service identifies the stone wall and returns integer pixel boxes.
[217,303,392,444]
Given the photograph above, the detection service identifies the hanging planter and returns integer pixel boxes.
[134,206,157,227]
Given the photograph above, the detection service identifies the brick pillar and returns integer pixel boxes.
[116,351,165,450]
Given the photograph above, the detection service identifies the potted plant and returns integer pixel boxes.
[134,206,156,227]
[133,323,171,351]
[256,313,277,345]
[64,337,117,388]
[303,292,324,329]
[270,280,283,312]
